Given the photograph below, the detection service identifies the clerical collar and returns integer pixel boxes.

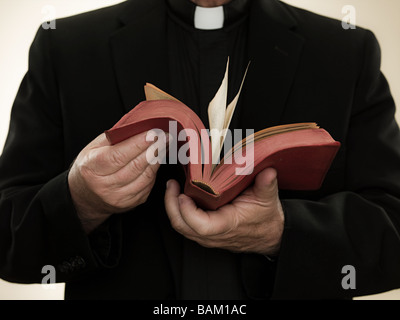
[167,0,251,30]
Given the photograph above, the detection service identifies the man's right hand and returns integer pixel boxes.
[68,131,165,234]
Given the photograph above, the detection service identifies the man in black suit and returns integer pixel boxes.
[0,0,400,300]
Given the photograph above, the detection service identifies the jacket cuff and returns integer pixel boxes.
[39,171,121,281]
[88,214,122,269]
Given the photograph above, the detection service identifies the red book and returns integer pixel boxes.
[105,82,340,211]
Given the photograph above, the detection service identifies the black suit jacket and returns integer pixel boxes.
[1,0,400,299]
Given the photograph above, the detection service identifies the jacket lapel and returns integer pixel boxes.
[234,0,305,132]
[110,0,170,113]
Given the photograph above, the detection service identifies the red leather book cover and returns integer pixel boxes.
[105,99,340,210]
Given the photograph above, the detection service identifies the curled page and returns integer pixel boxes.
[208,58,229,166]
[207,58,250,169]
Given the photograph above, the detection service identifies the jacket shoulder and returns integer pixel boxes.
[45,0,161,44]
[280,1,380,69]
[282,2,373,47]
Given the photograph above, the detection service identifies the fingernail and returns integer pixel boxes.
[166,180,171,189]
[146,130,156,143]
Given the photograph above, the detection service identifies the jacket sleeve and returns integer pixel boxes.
[271,30,400,299]
[0,27,120,284]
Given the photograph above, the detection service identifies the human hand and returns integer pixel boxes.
[68,131,167,234]
[164,168,284,256]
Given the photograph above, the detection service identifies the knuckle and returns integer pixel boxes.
[138,193,149,206]
[135,140,149,155]
[79,160,98,178]
[75,153,95,178]
[109,149,126,167]
[76,161,91,179]
[170,218,184,233]
[186,216,209,236]
[96,184,112,198]
[76,164,99,190]
[80,149,109,176]
[141,166,155,181]
[194,224,209,237]
[129,157,146,174]
[90,149,107,166]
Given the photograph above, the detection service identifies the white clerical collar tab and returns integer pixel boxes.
[194,6,224,30]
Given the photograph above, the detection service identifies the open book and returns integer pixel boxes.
[105,61,340,210]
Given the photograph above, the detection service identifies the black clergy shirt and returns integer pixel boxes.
[166,0,250,128]
[161,0,276,300]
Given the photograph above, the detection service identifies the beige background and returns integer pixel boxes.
[0,0,399,300]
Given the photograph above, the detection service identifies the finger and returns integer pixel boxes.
[92,131,161,175]
[252,167,278,200]
[110,160,160,195]
[106,143,166,187]
[164,180,197,237]
[178,195,235,236]
[102,176,156,211]
[119,175,157,207]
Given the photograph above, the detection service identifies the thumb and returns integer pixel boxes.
[252,167,278,199]
[164,179,181,210]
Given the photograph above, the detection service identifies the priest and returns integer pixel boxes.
[1,0,400,300]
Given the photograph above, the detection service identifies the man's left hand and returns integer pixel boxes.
[164,167,284,256]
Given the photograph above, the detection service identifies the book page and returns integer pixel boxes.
[144,83,181,102]
[207,59,229,167]
[207,59,250,171]
[222,61,250,146]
